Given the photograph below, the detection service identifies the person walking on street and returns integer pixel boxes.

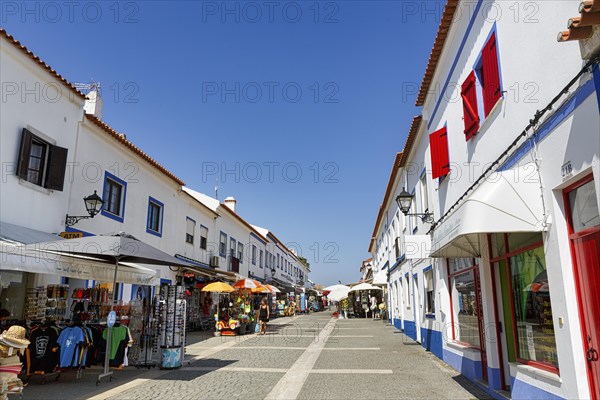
[258,298,270,335]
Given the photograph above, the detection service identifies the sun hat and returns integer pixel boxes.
[0,355,20,367]
[0,326,30,348]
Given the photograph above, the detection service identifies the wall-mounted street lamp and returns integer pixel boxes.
[395,188,434,223]
[65,190,104,227]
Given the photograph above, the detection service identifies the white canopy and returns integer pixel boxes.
[350,282,382,292]
[1,247,159,285]
[323,284,349,292]
[430,163,546,258]
[372,268,388,285]
[327,286,350,301]
[0,223,160,285]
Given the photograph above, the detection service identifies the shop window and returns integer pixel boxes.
[429,126,450,179]
[238,242,244,263]
[424,268,435,315]
[102,172,127,222]
[449,259,481,348]
[509,246,557,368]
[146,197,164,237]
[219,232,227,257]
[252,245,257,265]
[185,217,195,244]
[568,179,600,232]
[17,128,68,191]
[490,232,558,371]
[199,226,208,250]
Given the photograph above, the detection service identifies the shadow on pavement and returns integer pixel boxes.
[452,375,494,400]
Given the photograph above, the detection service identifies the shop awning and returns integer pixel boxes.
[372,268,388,285]
[1,222,159,285]
[430,163,546,258]
[174,254,216,277]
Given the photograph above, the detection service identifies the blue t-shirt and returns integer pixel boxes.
[57,327,85,367]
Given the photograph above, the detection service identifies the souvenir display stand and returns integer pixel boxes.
[158,285,186,369]
[0,326,30,399]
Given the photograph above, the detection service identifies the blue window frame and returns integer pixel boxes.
[238,242,244,263]
[101,172,127,223]
[219,232,227,257]
[146,196,164,237]
[230,237,236,257]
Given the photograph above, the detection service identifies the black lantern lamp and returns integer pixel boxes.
[395,187,434,223]
[65,190,104,227]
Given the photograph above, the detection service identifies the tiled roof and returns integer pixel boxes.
[1,29,86,100]
[85,114,185,186]
[399,116,423,167]
[218,205,269,244]
[557,0,600,42]
[416,0,460,106]
[368,115,422,253]
[368,152,402,253]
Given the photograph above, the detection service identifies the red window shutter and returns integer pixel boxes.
[482,32,501,116]
[461,71,480,140]
[429,126,450,179]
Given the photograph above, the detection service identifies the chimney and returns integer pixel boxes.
[84,89,103,118]
[224,197,237,212]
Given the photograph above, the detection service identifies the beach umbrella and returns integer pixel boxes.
[265,284,281,293]
[233,278,262,289]
[328,287,351,301]
[350,282,382,292]
[323,284,348,292]
[202,282,235,293]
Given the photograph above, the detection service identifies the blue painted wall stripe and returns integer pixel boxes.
[427,0,484,130]
[593,62,600,115]
[500,78,595,171]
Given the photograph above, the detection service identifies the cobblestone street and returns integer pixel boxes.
[22,313,489,400]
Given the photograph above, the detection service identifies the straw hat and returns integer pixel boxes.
[0,355,20,367]
[0,326,29,348]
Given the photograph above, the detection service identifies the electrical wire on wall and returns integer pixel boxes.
[429,53,600,234]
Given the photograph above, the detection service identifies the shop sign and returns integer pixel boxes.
[59,231,83,239]
[561,161,573,181]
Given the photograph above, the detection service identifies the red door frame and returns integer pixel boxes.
[563,173,600,400]
[446,259,488,382]
[488,246,507,390]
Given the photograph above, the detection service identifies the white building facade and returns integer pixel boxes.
[369,1,600,399]
[1,28,310,318]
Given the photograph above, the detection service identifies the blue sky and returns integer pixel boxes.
[2,1,442,285]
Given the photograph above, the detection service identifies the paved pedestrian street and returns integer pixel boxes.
[21,313,489,400]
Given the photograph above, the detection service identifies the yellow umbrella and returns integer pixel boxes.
[202,282,235,293]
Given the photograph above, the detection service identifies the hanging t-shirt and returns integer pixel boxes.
[102,326,127,360]
[57,327,85,367]
[27,325,60,374]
